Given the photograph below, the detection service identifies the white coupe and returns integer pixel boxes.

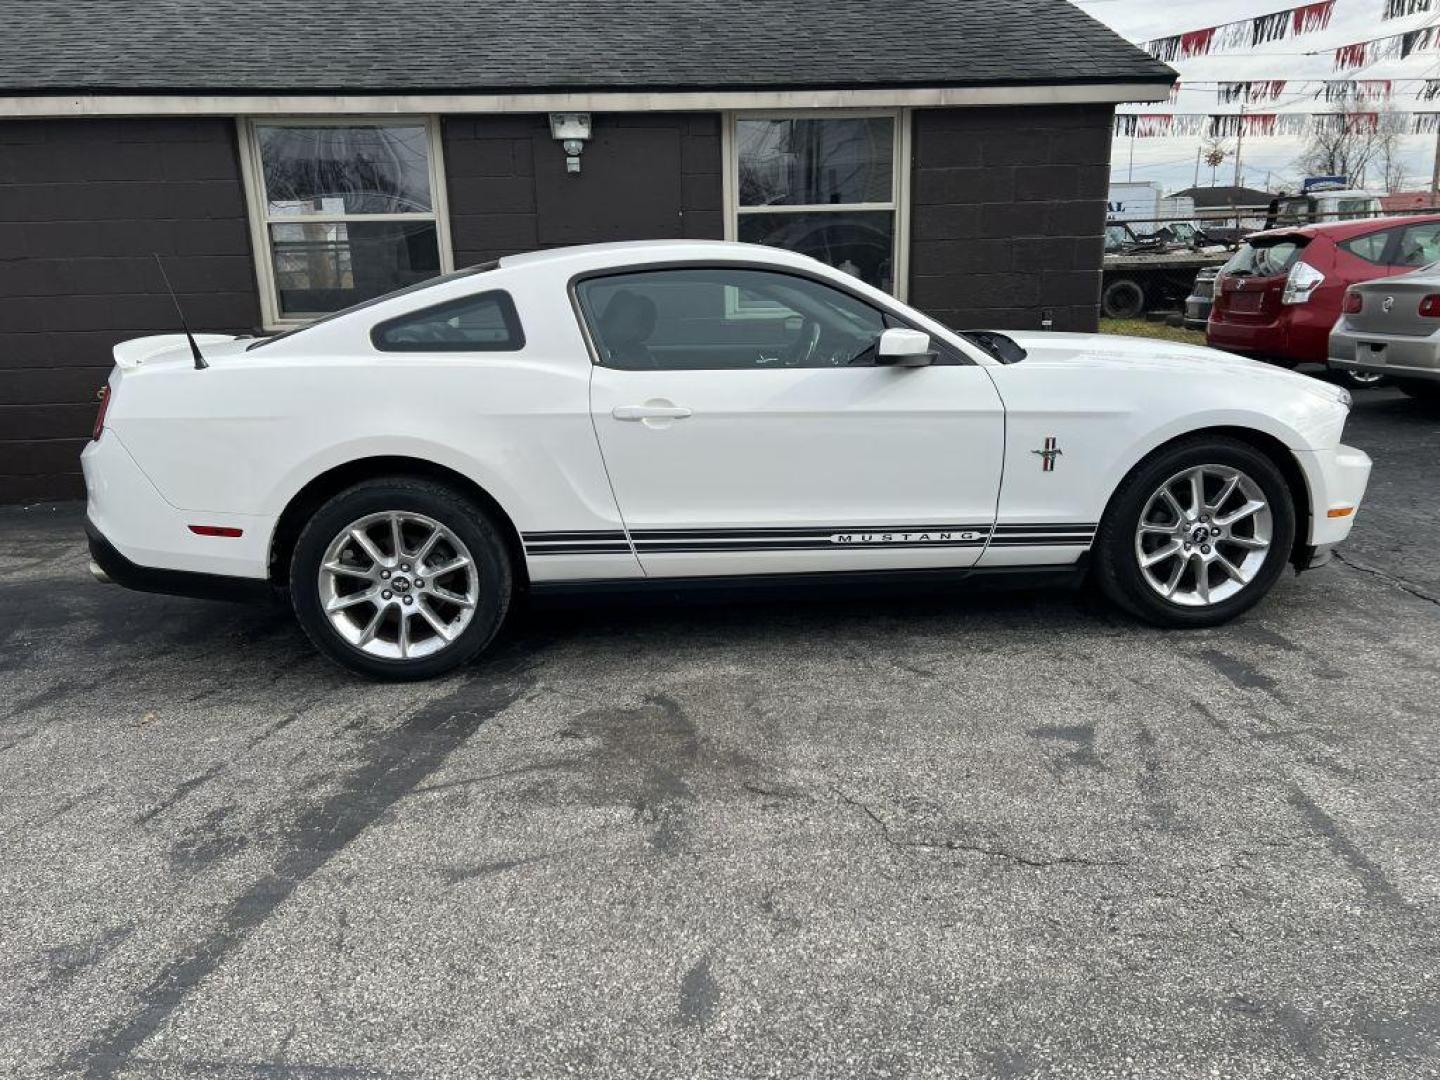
[83,241,1372,679]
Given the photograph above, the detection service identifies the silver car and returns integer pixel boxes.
[1330,269,1440,401]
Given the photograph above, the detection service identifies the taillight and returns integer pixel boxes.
[1342,290,1363,314]
[1420,294,1440,317]
[1281,260,1325,304]
[92,385,110,441]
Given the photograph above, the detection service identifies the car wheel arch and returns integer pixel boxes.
[1096,424,1312,567]
[266,456,528,593]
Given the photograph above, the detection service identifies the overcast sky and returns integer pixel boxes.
[1074,0,1437,193]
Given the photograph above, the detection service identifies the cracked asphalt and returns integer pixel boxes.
[1,387,1438,1079]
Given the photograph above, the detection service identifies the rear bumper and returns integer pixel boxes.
[86,519,272,603]
[1207,308,1331,364]
[81,429,272,579]
[1329,325,1440,381]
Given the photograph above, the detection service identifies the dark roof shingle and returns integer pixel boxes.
[0,0,1173,95]
[1170,186,1276,207]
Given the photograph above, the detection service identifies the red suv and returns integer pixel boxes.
[1207,214,1440,386]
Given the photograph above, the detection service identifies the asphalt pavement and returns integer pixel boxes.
[1,386,1437,1079]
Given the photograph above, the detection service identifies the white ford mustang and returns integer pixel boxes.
[83,240,1372,679]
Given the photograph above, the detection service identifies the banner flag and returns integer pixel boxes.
[1145,2,1334,60]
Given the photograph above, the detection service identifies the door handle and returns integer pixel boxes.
[612,404,692,421]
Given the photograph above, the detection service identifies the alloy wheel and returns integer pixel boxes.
[1133,464,1273,607]
[317,511,479,660]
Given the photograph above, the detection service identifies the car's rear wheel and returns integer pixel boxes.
[1333,367,1387,390]
[290,478,511,680]
[1093,437,1296,628]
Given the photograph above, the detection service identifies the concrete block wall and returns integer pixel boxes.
[442,112,724,266]
[0,118,261,502]
[908,104,1113,332]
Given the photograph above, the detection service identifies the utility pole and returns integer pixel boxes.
[1194,146,1202,188]
[1233,104,1245,188]
[1128,133,1135,182]
[1431,123,1440,207]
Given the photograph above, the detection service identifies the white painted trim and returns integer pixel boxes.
[721,117,737,243]
[235,117,281,330]
[236,115,455,331]
[0,82,1172,118]
[895,107,913,304]
[723,108,911,301]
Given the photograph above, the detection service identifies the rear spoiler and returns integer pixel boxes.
[111,334,237,370]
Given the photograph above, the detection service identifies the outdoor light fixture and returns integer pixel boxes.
[549,112,592,174]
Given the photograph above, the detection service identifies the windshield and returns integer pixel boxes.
[1104,224,1135,252]
[248,262,498,349]
[1334,197,1378,221]
[1222,238,1306,278]
[1271,196,1313,227]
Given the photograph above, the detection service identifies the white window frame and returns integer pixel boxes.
[721,108,912,303]
[237,115,455,331]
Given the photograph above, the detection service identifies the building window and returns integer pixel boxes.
[725,111,909,299]
[240,118,453,327]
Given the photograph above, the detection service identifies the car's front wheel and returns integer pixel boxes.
[1093,437,1296,628]
[290,478,512,680]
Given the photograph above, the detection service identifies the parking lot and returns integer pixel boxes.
[1,386,1437,1079]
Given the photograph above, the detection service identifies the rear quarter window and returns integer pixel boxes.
[371,290,525,352]
[1339,230,1390,264]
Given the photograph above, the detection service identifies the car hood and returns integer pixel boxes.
[1000,331,1349,405]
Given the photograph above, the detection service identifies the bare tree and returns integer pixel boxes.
[1294,97,1405,188]
[1376,106,1411,193]
[1202,137,1231,185]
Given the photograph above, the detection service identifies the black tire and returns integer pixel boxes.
[1092,436,1296,629]
[1102,278,1146,319]
[1395,378,1440,403]
[290,477,512,680]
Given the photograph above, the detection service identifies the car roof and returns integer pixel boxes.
[1283,188,1378,200]
[1245,213,1440,243]
[498,240,821,271]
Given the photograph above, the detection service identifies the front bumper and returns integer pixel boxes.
[1329,326,1440,382]
[1297,443,1372,548]
[1293,544,1332,573]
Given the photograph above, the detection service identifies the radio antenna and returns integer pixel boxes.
[152,253,207,370]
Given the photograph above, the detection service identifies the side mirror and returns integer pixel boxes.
[875,327,934,368]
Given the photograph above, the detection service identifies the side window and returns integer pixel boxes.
[1338,230,1391,265]
[371,290,525,352]
[576,267,894,371]
[1392,222,1440,268]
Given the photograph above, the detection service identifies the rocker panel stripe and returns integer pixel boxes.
[522,523,1099,555]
